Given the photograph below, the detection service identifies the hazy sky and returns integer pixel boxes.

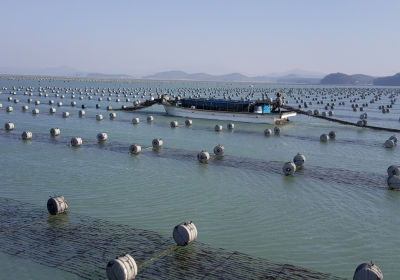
[1,0,399,77]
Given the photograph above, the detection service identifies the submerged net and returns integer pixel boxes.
[0,131,387,190]
[0,197,344,280]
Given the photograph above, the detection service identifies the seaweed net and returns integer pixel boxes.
[0,197,344,280]
[0,130,388,190]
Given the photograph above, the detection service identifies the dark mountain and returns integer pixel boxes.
[351,74,375,84]
[373,73,400,86]
[320,73,357,85]
[320,73,375,85]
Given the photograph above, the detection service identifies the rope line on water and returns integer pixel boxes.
[137,244,178,269]
[0,215,58,235]
[82,141,96,145]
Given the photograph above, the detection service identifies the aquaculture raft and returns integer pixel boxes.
[0,197,344,280]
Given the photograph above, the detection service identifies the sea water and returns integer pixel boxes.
[0,78,399,279]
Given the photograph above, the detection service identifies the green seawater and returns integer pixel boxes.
[0,78,399,279]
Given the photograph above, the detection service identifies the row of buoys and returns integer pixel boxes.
[128,139,164,154]
[107,220,198,280]
[320,131,337,142]
[44,195,197,280]
[197,145,226,163]
[283,153,306,175]
[264,127,281,136]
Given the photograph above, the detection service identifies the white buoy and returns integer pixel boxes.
[22,105,29,111]
[389,135,398,144]
[320,134,330,142]
[50,128,60,136]
[185,119,192,125]
[35,100,40,105]
[8,97,12,101]
[71,101,76,106]
[214,145,225,155]
[13,99,19,104]
[384,139,395,148]
[106,105,112,110]
[293,153,306,166]
[152,138,163,148]
[227,123,234,129]
[5,122,14,130]
[57,102,62,107]
[264,129,272,136]
[197,151,210,163]
[47,196,68,215]
[307,110,313,116]
[147,116,153,122]
[283,162,296,175]
[387,165,400,176]
[96,114,103,120]
[274,127,281,134]
[387,175,400,190]
[21,131,32,140]
[62,112,69,118]
[214,125,222,131]
[329,131,337,139]
[109,112,116,119]
[173,221,198,246]
[129,144,141,154]
[353,262,383,280]
[79,110,85,116]
[98,97,102,101]
[97,132,107,141]
[32,108,39,114]
[71,137,82,146]
[171,121,178,127]
[49,100,54,105]
[106,254,137,280]
[132,118,139,124]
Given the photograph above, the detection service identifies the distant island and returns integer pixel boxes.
[144,70,400,86]
[373,73,400,86]
[143,70,323,84]
[320,73,375,85]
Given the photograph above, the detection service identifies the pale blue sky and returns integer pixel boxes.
[1,0,399,76]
